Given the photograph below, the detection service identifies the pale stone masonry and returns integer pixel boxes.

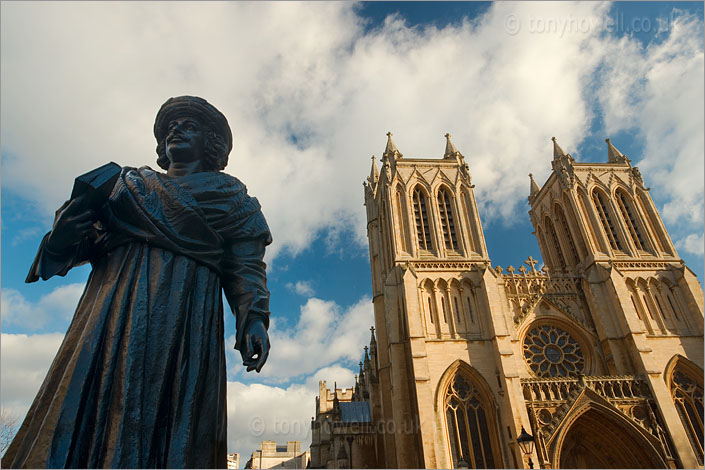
[247,441,310,469]
[312,134,704,469]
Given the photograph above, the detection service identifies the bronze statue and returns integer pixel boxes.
[3,96,272,468]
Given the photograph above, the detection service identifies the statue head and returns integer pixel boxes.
[154,96,233,171]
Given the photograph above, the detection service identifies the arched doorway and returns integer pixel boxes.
[557,408,665,468]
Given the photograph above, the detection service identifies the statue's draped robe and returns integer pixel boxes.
[3,167,271,469]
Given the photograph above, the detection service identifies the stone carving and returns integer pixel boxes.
[3,96,272,469]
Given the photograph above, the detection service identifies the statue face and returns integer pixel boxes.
[165,117,206,165]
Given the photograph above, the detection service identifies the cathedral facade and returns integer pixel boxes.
[310,134,703,469]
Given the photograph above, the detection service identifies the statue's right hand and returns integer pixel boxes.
[46,195,97,254]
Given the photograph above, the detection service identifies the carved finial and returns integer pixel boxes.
[525,256,539,272]
[507,265,515,274]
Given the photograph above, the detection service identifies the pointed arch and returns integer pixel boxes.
[665,355,704,463]
[459,187,478,254]
[461,279,482,335]
[553,201,579,267]
[420,279,440,337]
[393,184,411,254]
[636,188,674,255]
[449,279,465,334]
[625,278,654,334]
[412,185,434,252]
[591,188,623,252]
[436,278,452,335]
[435,361,503,469]
[562,192,588,259]
[615,187,649,253]
[437,185,459,252]
[552,394,667,468]
[576,186,605,253]
[544,215,566,271]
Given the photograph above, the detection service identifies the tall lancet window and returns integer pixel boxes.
[395,188,409,253]
[670,361,704,463]
[413,187,433,251]
[592,190,623,251]
[616,190,646,251]
[445,374,499,468]
[544,217,566,270]
[439,188,458,251]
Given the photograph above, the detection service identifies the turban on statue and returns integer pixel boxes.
[154,95,233,156]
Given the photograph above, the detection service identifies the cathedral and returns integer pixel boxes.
[310,134,704,469]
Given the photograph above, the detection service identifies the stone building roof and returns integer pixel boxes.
[339,401,371,423]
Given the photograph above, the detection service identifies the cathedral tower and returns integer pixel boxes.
[355,133,703,469]
[528,137,704,467]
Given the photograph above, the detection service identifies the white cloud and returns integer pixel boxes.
[227,380,312,459]
[677,233,704,256]
[0,333,64,419]
[1,284,84,331]
[597,10,704,248]
[254,296,373,382]
[4,2,699,263]
[227,365,355,458]
[285,280,315,297]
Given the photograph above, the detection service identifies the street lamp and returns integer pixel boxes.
[517,426,535,469]
[456,457,469,469]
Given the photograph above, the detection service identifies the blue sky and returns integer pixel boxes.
[2,1,703,458]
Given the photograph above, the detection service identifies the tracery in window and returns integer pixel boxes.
[555,204,579,266]
[616,190,646,251]
[439,188,458,251]
[592,190,623,251]
[670,362,704,463]
[544,217,566,270]
[445,375,498,468]
[413,187,433,251]
[523,325,585,377]
[395,188,409,253]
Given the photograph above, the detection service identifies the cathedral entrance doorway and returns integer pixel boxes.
[556,408,664,468]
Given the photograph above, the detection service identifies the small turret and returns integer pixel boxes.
[443,132,461,159]
[529,173,541,199]
[383,131,402,160]
[369,326,377,357]
[368,155,379,185]
[552,136,568,160]
[606,138,629,164]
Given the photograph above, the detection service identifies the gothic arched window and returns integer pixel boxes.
[395,187,409,253]
[445,374,500,468]
[669,361,704,463]
[592,190,623,251]
[544,217,566,270]
[555,204,579,267]
[413,187,433,251]
[438,188,458,251]
[616,189,646,251]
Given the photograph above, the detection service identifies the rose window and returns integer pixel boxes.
[523,325,585,377]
